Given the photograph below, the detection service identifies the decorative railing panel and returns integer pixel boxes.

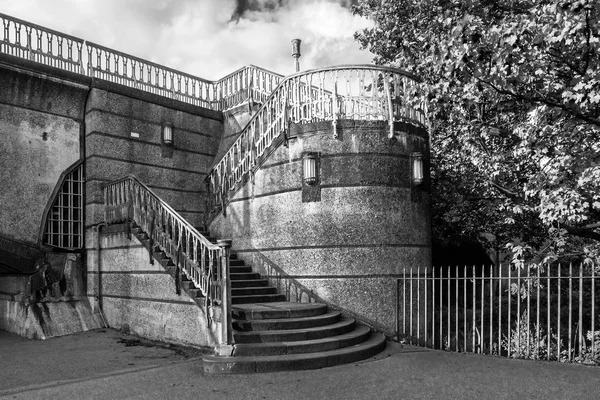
[104,176,232,346]
[214,65,283,111]
[86,41,215,109]
[0,12,84,73]
[1,13,281,111]
[206,65,427,216]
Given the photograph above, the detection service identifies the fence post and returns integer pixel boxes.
[217,239,233,356]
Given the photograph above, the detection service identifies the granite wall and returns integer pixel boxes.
[0,61,86,256]
[84,84,223,230]
[209,120,431,334]
[87,225,215,348]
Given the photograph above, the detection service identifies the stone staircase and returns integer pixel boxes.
[132,225,386,374]
[202,252,386,374]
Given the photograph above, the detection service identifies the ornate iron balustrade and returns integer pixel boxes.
[206,65,427,215]
[87,41,215,108]
[104,176,232,348]
[214,64,283,111]
[0,12,84,73]
[0,13,281,110]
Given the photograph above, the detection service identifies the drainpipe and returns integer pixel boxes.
[92,222,107,327]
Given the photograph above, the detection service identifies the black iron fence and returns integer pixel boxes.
[398,264,599,364]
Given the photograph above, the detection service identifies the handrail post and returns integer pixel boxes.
[217,239,233,356]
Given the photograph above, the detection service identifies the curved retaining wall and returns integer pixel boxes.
[210,120,431,334]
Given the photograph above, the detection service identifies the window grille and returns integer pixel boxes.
[43,164,84,249]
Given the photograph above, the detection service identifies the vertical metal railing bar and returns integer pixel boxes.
[547,264,551,361]
[403,267,406,340]
[396,278,400,341]
[536,265,541,358]
[481,267,484,353]
[508,265,512,357]
[489,264,493,355]
[558,264,562,360]
[517,265,521,356]
[432,266,435,349]
[472,265,476,353]
[527,268,531,358]
[498,262,502,357]
[569,263,573,361]
[463,265,467,352]
[417,265,421,345]
[425,265,428,347]
[446,265,449,351]
[592,263,596,358]
[454,265,459,351]
[579,263,583,359]
[410,267,413,344]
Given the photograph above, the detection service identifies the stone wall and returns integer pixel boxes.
[0,62,86,251]
[86,225,215,348]
[209,120,431,334]
[84,84,223,230]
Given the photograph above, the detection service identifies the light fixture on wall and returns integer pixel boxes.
[303,153,317,185]
[412,152,424,185]
[162,123,173,145]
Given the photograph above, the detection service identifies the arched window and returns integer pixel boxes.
[43,164,84,249]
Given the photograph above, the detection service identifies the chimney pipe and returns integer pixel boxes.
[291,39,301,72]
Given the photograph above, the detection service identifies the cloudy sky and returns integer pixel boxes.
[0,0,375,80]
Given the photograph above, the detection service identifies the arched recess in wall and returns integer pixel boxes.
[38,161,84,251]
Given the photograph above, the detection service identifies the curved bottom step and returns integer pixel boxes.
[203,333,386,374]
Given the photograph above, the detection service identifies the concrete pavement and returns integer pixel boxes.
[1,328,599,399]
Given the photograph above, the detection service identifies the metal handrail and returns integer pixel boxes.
[206,64,427,216]
[103,175,232,348]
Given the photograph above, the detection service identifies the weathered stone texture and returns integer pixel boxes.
[210,120,431,334]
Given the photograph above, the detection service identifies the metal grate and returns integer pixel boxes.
[44,164,83,249]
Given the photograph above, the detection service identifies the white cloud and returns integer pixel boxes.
[0,0,374,80]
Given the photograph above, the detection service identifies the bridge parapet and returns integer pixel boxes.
[0,12,282,111]
[0,12,84,73]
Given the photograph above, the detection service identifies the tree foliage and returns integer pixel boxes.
[354,0,600,263]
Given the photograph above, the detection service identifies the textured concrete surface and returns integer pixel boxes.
[86,230,215,348]
[0,66,85,246]
[0,299,103,339]
[1,329,599,400]
[210,120,431,334]
[84,87,222,229]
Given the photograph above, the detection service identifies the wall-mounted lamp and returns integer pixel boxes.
[163,123,173,145]
[412,152,424,185]
[303,153,318,185]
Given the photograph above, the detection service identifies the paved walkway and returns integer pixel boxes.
[1,328,599,399]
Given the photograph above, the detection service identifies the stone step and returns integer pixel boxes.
[232,302,328,320]
[228,265,252,274]
[229,259,245,266]
[232,293,287,305]
[232,325,371,356]
[231,286,278,297]
[203,332,386,374]
[231,279,269,288]
[233,311,341,332]
[233,317,355,343]
[230,272,261,281]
